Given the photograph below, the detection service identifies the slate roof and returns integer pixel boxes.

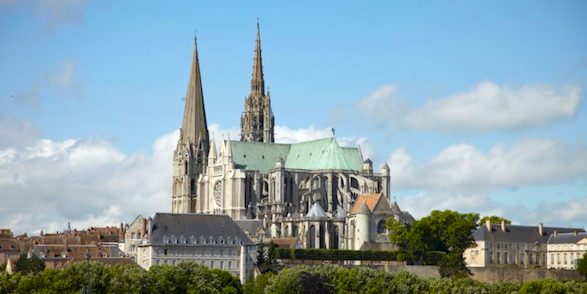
[234,219,263,236]
[548,232,587,244]
[306,202,327,218]
[473,224,585,244]
[230,137,363,173]
[150,213,252,244]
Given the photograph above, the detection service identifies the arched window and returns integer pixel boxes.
[308,225,316,249]
[377,219,387,234]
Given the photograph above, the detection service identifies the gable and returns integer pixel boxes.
[372,194,393,215]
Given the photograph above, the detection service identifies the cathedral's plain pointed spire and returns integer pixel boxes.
[181,35,209,148]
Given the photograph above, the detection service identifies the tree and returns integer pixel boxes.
[480,215,511,225]
[13,253,45,274]
[387,210,479,277]
[578,252,587,278]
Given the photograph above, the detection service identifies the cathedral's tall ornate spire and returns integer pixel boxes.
[241,20,275,143]
[251,20,265,96]
[172,35,210,214]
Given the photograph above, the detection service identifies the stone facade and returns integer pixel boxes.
[547,231,587,270]
[464,221,585,268]
[134,213,256,283]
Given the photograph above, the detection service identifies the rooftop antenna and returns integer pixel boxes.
[331,128,336,138]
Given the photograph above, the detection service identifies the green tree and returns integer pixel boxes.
[387,210,479,277]
[578,252,587,278]
[480,215,511,225]
[13,253,45,274]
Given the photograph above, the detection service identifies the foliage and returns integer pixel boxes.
[578,252,587,278]
[257,241,278,266]
[246,265,587,294]
[387,210,479,277]
[13,253,45,274]
[274,248,397,261]
[0,261,243,294]
[244,272,274,294]
[480,215,511,225]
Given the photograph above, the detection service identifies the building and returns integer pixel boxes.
[0,229,19,265]
[123,215,147,260]
[134,213,256,283]
[348,193,414,251]
[464,220,584,268]
[170,22,411,250]
[28,226,131,269]
[547,231,587,270]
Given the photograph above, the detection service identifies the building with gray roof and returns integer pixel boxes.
[464,220,584,268]
[134,213,256,283]
[547,231,587,270]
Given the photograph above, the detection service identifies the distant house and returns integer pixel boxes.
[134,213,257,283]
[0,229,20,265]
[464,220,584,268]
[547,231,587,270]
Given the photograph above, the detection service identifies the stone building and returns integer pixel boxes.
[134,213,256,283]
[170,23,412,250]
[547,231,587,270]
[464,220,584,268]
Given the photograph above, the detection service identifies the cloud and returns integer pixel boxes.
[0,130,177,235]
[38,0,88,32]
[388,138,587,192]
[399,191,587,228]
[336,82,581,132]
[0,111,39,148]
[13,60,81,108]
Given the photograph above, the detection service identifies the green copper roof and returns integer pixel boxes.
[230,138,363,173]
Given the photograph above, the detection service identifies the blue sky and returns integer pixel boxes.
[1,0,586,234]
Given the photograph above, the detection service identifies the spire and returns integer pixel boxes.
[181,35,209,148]
[251,19,265,96]
[208,136,217,161]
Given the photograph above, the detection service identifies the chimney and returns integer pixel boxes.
[501,220,506,232]
[142,218,148,236]
[485,219,492,231]
[147,217,153,239]
[538,223,543,236]
[574,231,578,236]
[553,230,558,237]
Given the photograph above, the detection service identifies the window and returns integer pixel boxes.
[211,260,215,268]
[564,253,567,265]
[228,261,232,269]
[377,219,386,234]
[550,254,554,265]
[164,249,168,256]
[557,253,561,265]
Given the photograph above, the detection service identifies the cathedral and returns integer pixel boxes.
[171,23,414,250]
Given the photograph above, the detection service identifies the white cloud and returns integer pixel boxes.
[0,130,178,235]
[339,82,581,131]
[399,191,587,227]
[388,138,587,191]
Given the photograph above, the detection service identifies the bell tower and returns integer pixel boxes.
[240,21,275,143]
[172,36,210,213]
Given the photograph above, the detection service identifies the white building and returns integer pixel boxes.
[464,221,584,268]
[547,232,587,270]
[132,213,256,283]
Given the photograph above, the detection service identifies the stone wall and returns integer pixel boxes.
[469,267,583,283]
[384,265,583,283]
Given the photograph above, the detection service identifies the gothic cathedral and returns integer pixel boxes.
[171,23,414,250]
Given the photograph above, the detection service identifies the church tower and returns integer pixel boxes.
[240,21,275,143]
[172,36,210,213]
